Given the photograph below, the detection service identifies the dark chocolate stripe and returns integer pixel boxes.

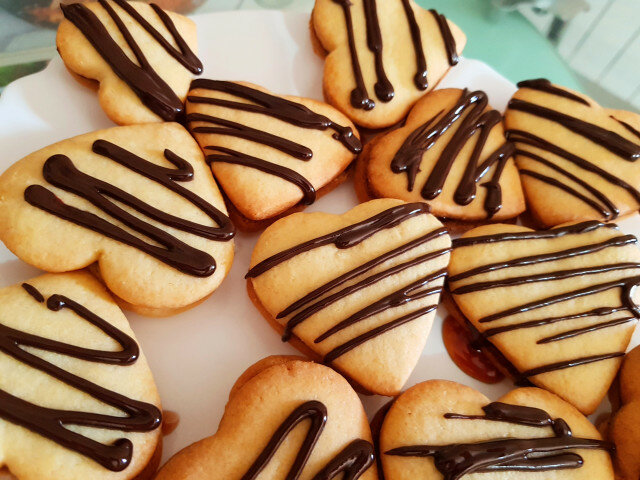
[484,306,627,338]
[452,262,640,295]
[188,112,313,160]
[323,304,437,364]
[429,9,459,66]
[453,220,610,248]
[241,400,373,480]
[517,79,590,106]
[24,140,234,277]
[204,146,316,205]
[400,0,427,90]
[277,228,449,319]
[188,79,361,153]
[450,235,636,285]
[386,401,610,479]
[391,89,514,218]
[332,0,375,110]
[61,0,201,121]
[246,202,430,278]
[0,286,160,471]
[518,352,624,381]
[21,283,44,302]
[612,116,640,141]
[508,99,640,160]
[537,317,636,344]
[363,0,394,102]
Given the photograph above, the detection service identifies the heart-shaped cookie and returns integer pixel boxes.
[246,199,451,396]
[447,221,640,414]
[155,356,378,480]
[311,0,466,129]
[186,80,361,229]
[0,123,234,316]
[379,380,614,479]
[57,0,202,125]
[504,79,640,227]
[607,345,640,480]
[0,272,162,480]
[359,88,525,225]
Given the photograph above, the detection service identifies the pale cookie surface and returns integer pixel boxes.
[380,380,614,479]
[155,357,378,480]
[504,79,640,228]
[0,271,162,480]
[0,123,234,315]
[247,199,451,396]
[448,221,640,414]
[363,88,525,221]
[57,0,201,125]
[608,345,640,480]
[312,0,466,129]
[186,80,361,221]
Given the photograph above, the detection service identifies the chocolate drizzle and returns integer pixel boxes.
[0,284,161,471]
[517,79,590,106]
[391,89,515,218]
[330,1,457,110]
[449,221,640,381]
[241,400,373,480]
[386,401,610,479]
[24,139,234,277]
[507,84,640,219]
[61,0,202,121]
[248,202,448,363]
[186,79,360,205]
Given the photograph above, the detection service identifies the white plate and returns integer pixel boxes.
[0,8,639,469]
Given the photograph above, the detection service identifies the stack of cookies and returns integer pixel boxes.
[1,0,639,479]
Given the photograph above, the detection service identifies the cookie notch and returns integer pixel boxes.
[186,80,361,230]
[448,221,640,414]
[359,88,525,229]
[247,199,451,396]
[505,78,640,227]
[312,0,467,128]
[57,0,202,124]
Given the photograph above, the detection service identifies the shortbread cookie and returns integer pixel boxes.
[359,88,525,223]
[246,199,451,396]
[379,380,614,479]
[155,356,378,480]
[608,345,640,480]
[504,79,640,227]
[57,0,202,125]
[0,123,234,316]
[447,221,640,414]
[311,0,466,129]
[0,272,162,480]
[186,80,362,228]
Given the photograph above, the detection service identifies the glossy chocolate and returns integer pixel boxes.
[241,400,373,480]
[449,221,640,381]
[61,0,202,121]
[24,139,234,277]
[391,89,514,217]
[0,284,161,471]
[429,9,458,66]
[387,401,610,479]
[517,79,590,106]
